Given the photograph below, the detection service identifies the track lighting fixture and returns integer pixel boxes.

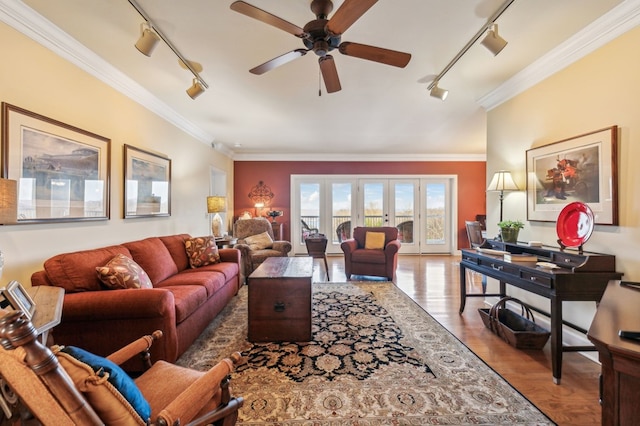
[128,0,209,99]
[186,78,205,99]
[134,22,160,56]
[425,0,514,101]
[429,82,448,101]
[481,24,508,56]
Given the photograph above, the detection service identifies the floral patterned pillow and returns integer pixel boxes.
[185,236,220,268]
[96,254,153,290]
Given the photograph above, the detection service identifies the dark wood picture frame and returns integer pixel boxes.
[123,144,171,218]
[526,125,618,225]
[1,103,111,223]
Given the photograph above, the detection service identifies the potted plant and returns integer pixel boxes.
[498,220,524,243]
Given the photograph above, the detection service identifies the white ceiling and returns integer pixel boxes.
[5,0,636,160]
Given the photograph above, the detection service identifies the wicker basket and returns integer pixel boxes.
[478,296,550,350]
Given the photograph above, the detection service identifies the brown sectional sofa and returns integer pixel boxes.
[31,234,241,370]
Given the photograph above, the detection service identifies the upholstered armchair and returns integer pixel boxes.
[340,226,401,281]
[0,311,243,425]
[233,217,292,278]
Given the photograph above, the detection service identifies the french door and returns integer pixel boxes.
[292,175,456,255]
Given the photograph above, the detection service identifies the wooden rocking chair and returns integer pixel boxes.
[0,310,243,425]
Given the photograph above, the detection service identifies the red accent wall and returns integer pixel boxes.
[234,161,486,250]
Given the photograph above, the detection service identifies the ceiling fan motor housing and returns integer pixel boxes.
[302,19,341,56]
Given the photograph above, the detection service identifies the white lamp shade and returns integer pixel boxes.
[487,171,519,192]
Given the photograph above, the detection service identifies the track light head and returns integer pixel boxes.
[481,24,508,56]
[429,82,448,101]
[186,78,206,99]
[135,23,160,56]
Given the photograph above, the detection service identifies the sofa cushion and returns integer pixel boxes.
[54,345,150,424]
[96,254,153,290]
[161,285,208,323]
[364,231,386,250]
[159,234,191,271]
[124,238,178,285]
[158,270,227,298]
[244,231,273,250]
[184,236,220,268]
[352,248,387,264]
[44,245,132,292]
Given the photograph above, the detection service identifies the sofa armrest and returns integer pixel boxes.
[272,241,292,254]
[61,288,175,321]
[384,239,401,256]
[218,248,240,264]
[340,239,358,256]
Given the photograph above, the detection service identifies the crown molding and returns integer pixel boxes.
[231,152,486,162]
[479,0,640,110]
[0,0,215,144]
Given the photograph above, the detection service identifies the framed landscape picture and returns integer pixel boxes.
[526,126,618,225]
[1,103,110,223]
[124,144,171,218]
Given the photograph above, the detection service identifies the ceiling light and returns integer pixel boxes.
[134,23,160,57]
[186,78,205,99]
[424,0,514,99]
[430,82,448,101]
[481,24,508,56]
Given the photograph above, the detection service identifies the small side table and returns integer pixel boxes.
[305,235,330,281]
[271,222,283,240]
[27,285,64,345]
[215,237,238,248]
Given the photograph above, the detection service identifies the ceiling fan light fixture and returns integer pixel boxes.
[186,78,205,99]
[430,82,448,101]
[481,24,508,56]
[134,23,160,56]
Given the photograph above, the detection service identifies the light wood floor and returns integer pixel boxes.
[312,254,601,426]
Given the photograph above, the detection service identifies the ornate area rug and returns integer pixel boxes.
[177,282,553,425]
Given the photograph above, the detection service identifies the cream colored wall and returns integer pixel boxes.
[486,26,640,330]
[0,23,233,286]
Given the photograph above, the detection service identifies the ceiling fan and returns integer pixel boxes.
[230,0,412,93]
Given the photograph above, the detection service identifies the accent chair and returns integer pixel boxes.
[340,226,401,281]
[233,217,292,278]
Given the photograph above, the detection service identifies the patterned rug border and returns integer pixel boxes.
[177,282,555,425]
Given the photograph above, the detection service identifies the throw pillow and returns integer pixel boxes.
[364,231,386,250]
[244,231,273,250]
[96,254,152,290]
[54,345,151,424]
[184,236,220,268]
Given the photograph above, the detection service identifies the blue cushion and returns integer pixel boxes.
[61,346,151,421]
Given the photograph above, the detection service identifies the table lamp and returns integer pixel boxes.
[487,170,519,222]
[207,196,226,238]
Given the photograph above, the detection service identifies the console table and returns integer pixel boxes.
[459,240,622,384]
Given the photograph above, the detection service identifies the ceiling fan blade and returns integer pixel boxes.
[339,42,411,68]
[250,49,308,75]
[230,1,307,38]
[326,0,378,36]
[319,55,341,93]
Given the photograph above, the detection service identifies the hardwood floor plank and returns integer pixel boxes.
[313,254,601,426]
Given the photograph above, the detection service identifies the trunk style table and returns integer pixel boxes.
[247,257,313,342]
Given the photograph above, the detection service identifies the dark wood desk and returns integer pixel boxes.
[460,241,622,384]
[588,280,640,426]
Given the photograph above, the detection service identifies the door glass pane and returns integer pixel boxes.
[426,183,445,244]
[300,183,320,242]
[394,182,414,243]
[332,183,351,243]
[363,182,384,227]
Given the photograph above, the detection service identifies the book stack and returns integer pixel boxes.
[504,253,538,262]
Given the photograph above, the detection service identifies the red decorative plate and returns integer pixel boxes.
[556,202,594,247]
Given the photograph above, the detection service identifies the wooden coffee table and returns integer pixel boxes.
[247,257,313,342]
